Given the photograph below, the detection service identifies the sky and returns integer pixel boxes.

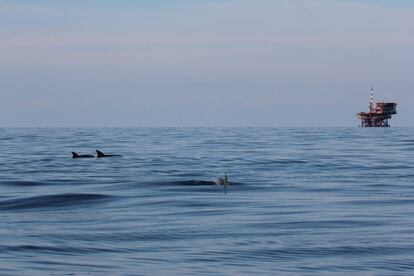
[0,0,413,127]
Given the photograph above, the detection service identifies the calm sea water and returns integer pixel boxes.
[1,127,414,275]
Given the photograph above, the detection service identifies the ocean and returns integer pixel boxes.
[1,127,413,275]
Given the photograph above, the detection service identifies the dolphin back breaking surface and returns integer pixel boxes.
[96,150,122,158]
[72,152,94,158]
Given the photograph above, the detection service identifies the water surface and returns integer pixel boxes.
[1,127,413,275]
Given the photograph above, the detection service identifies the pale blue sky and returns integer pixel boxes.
[1,0,413,127]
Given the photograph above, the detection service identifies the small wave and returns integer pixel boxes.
[396,174,414,178]
[338,198,414,206]
[274,159,307,164]
[1,244,120,255]
[251,159,308,165]
[0,193,114,210]
[0,179,96,187]
[226,245,414,262]
[0,180,49,187]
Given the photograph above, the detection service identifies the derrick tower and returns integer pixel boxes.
[358,87,397,127]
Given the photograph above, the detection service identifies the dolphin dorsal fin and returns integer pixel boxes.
[72,152,79,158]
[96,150,105,157]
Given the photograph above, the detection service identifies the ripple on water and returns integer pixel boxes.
[0,193,115,211]
[1,127,414,275]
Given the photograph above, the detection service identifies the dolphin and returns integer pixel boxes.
[214,173,230,186]
[96,150,122,158]
[172,174,232,187]
[72,152,94,159]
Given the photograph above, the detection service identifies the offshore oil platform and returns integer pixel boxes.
[358,87,397,127]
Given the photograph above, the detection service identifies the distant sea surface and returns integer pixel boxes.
[1,127,414,275]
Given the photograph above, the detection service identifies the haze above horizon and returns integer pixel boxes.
[1,0,413,127]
